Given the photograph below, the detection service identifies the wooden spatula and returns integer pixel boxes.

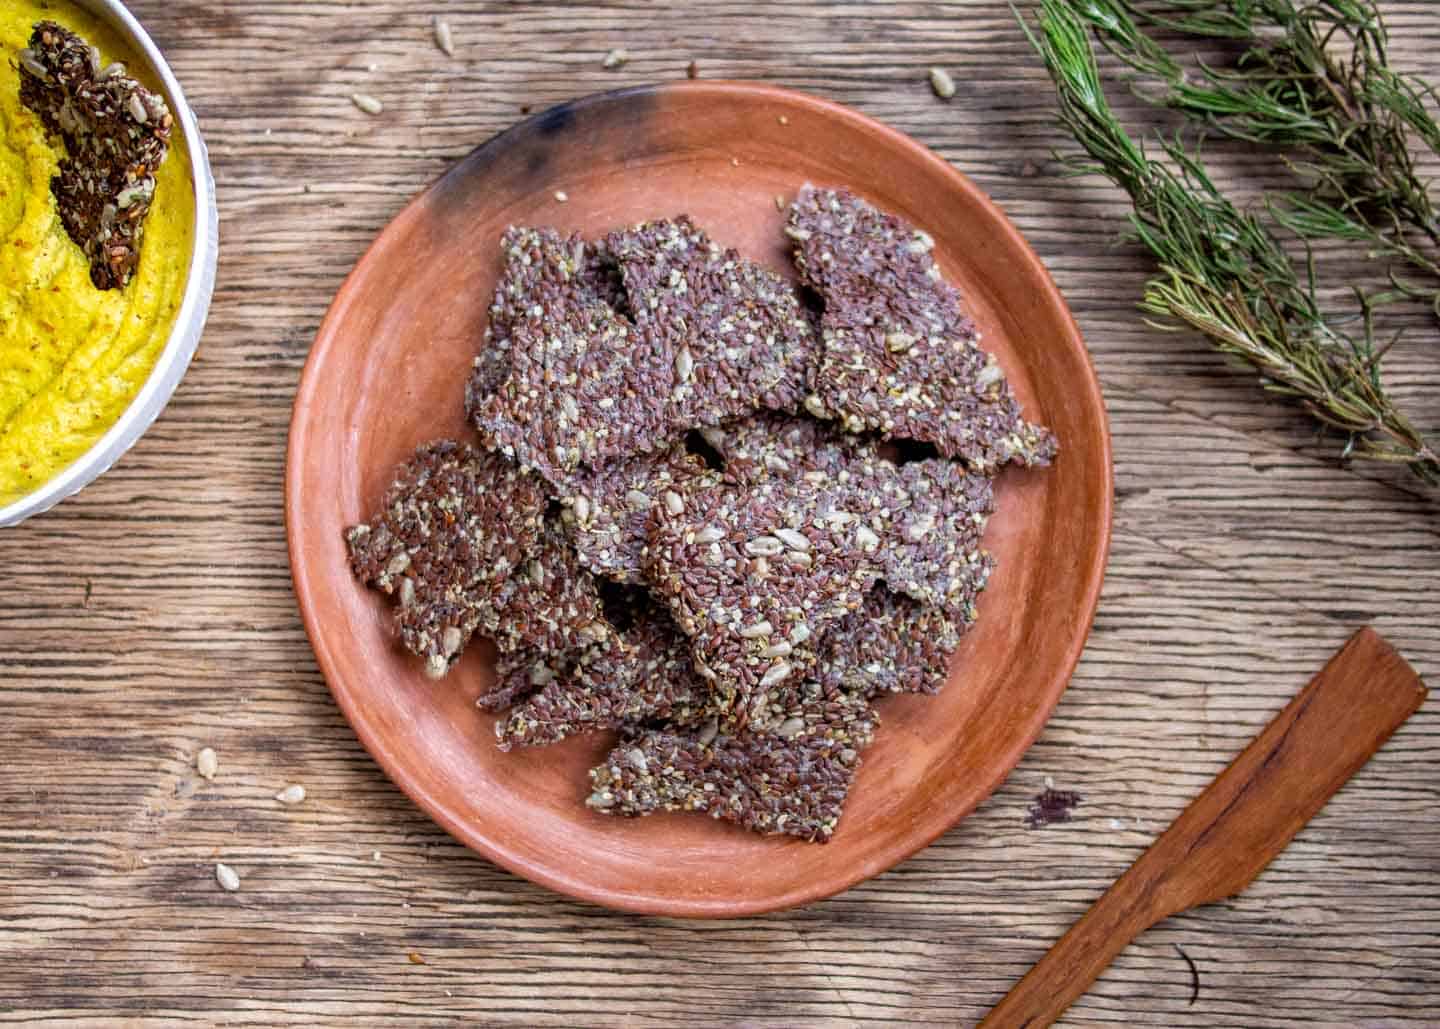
[981,627,1428,1028]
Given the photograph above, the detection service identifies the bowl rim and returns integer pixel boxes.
[0,0,220,527]
[287,80,1115,916]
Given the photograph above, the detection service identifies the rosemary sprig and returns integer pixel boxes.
[1070,0,1440,313]
[1021,0,1439,482]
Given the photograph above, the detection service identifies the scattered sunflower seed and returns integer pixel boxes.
[929,67,957,100]
[196,747,218,781]
[215,863,240,892]
[602,48,629,70]
[554,190,569,203]
[433,16,455,57]
[275,784,307,805]
[351,93,383,115]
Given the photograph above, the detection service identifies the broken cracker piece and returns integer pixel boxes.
[561,442,719,585]
[345,440,554,679]
[645,467,883,718]
[19,21,173,290]
[468,227,672,484]
[605,216,815,416]
[476,645,567,714]
[819,588,965,698]
[587,670,877,842]
[709,412,872,486]
[787,186,1055,471]
[490,522,615,659]
[868,457,996,620]
[712,414,996,620]
[496,605,710,749]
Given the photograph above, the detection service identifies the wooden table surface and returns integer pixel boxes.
[3,2,1438,1025]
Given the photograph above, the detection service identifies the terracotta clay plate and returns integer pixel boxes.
[287,82,1112,917]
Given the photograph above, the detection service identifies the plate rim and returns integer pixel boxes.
[286,80,1115,917]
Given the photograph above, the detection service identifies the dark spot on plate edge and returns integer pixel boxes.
[428,85,666,225]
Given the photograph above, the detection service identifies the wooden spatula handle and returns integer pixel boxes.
[980,872,1171,1028]
[980,628,1427,1029]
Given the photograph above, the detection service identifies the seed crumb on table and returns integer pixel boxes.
[196,747,218,781]
[215,862,240,892]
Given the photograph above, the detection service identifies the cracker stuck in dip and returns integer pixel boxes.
[0,1,192,505]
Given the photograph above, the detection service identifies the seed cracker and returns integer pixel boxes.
[867,458,996,620]
[496,605,710,749]
[712,414,996,619]
[708,412,871,485]
[644,468,885,717]
[464,227,625,417]
[819,588,963,698]
[490,522,615,659]
[345,440,549,678]
[467,228,673,485]
[561,443,720,584]
[587,673,878,842]
[786,185,1056,471]
[19,21,174,290]
[476,645,569,714]
[604,217,815,416]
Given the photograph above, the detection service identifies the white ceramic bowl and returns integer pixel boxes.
[0,0,219,527]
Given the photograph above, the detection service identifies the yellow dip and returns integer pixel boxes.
[0,0,193,505]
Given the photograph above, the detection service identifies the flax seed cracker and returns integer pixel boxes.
[787,186,1055,471]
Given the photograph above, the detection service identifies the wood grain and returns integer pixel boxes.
[1,1,1437,1024]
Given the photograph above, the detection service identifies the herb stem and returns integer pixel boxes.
[1073,0,1440,318]
[1021,0,1439,483]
